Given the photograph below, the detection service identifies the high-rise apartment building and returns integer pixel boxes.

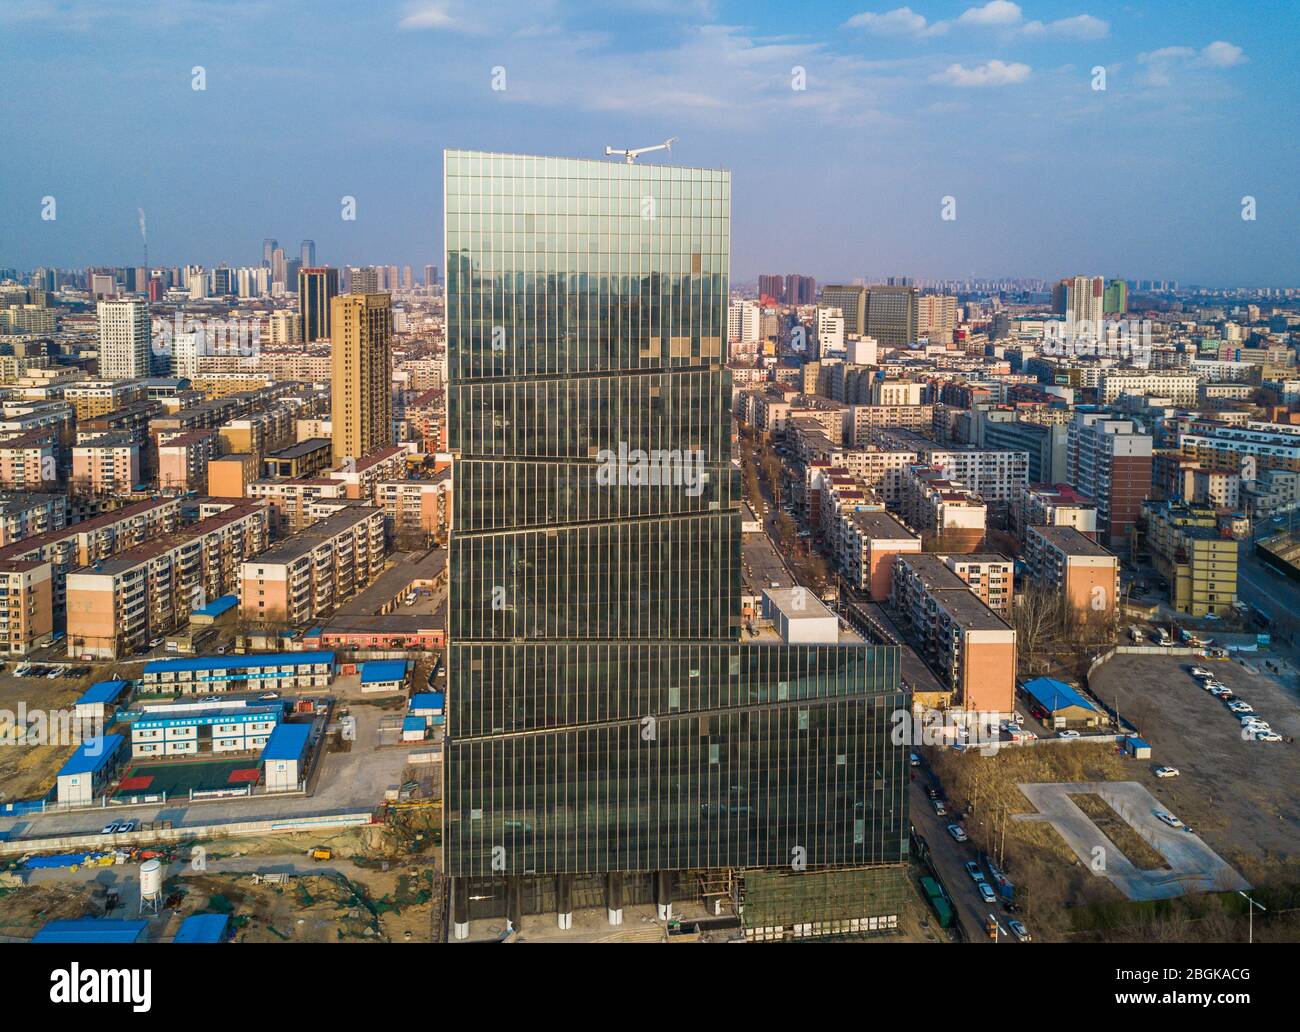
[1103,278,1127,314]
[96,298,151,380]
[1067,412,1153,547]
[917,294,957,344]
[864,285,919,349]
[1053,275,1105,329]
[330,292,393,464]
[821,284,868,336]
[298,266,339,342]
[443,150,907,938]
[348,266,381,294]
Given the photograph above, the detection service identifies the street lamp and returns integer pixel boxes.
[1239,891,1266,944]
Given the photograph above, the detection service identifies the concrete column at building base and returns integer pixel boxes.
[605,871,624,926]
[556,875,573,930]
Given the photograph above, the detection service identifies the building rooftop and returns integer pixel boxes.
[846,510,915,540]
[245,506,381,565]
[33,918,147,944]
[266,437,332,460]
[174,912,230,944]
[143,650,335,675]
[361,659,409,684]
[261,721,312,763]
[76,679,129,706]
[57,734,124,778]
[1029,524,1114,557]
[1021,676,1098,714]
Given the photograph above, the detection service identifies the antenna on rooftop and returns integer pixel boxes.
[604,138,678,164]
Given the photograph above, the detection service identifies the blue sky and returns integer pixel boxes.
[1,0,1295,285]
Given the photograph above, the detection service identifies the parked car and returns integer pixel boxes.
[1057,729,1081,740]
[926,785,939,800]
[1154,766,1180,778]
[1155,811,1184,829]
[1008,919,1032,942]
[1188,667,1212,679]
[148,637,164,649]
[978,882,997,904]
[932,799,947,817]
[909,752,921,767]
[117,820,137,833]
[964,861,985,883]
[101,822,120,835]
[1255,731,1283,742]
[947,823,968,842]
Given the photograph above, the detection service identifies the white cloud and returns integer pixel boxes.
[1138,46,1196,64]
[848,4,1108,42]
[398,2,463,31]
[1021,14,1109,40]
[845,6,935,37]
[1201,40,1247,68]
[955,1,1024,28]
[1138,41,1247,85]
[931,59,1031,87]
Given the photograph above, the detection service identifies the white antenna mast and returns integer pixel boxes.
[604,137,678,164]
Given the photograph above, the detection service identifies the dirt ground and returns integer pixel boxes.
[928,733,1300,943]
[164,867,438,943]
[0,676,91,802]
[1088,652,1300,874]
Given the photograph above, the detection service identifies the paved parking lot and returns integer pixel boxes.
[1088,651,1300,864]
[1015,781,1249,900]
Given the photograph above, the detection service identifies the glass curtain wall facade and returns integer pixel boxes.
[444,150,907,887]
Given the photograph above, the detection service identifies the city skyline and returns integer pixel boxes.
[1,1,1296,286]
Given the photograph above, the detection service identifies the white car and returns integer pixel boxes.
[1155,766,1180,778]
[1228,700,1253,713]
[965,861,985,883]
[1255,731,1283,742]
[947,823,968,843]
[1189,667,1212,679]
[101,822,120,835]
[1057,729,1081,740]
[978,882,997,904]
[1008,919,1031,941]
[1155,811,1184,829]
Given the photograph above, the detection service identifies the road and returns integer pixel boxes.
[909,772,1007,943]
[1236,544,1300,629]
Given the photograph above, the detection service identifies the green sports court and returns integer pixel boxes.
[112,758,262,800]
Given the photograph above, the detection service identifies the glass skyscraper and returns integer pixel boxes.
[443,150,907,931]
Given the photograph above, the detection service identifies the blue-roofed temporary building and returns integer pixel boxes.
[261,722,313,792]
[174,913,230,943]
[75,680,129,720]
[1125,736,1152,759]
[56,734,126,806]
[139,651,335,694]
[409,692,445,727]
[402,715,429,741]
[1020,677,1101,728]
[360,659,408,694]
[192,594,239,620]
[262,722,311,763]
[33,918,147,944]
[143,650,335,676]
